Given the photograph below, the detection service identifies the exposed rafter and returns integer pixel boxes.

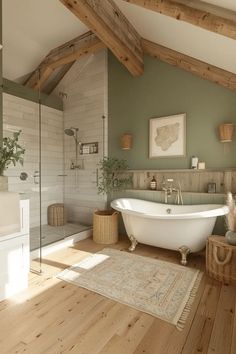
[43,62,75,95]
[123,0,236,41]
[59,0,144,76]
[24,31,105,90]
[142,38,236,91]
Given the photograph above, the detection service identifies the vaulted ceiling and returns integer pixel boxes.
[3,0,236,91]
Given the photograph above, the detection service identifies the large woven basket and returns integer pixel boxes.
[48,203,66,226]
[93,210,119,244]
[206,236,236,285]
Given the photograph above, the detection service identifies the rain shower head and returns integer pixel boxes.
[64,127,80,147]
[64,128,77,136]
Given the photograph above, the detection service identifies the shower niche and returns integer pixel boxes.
[80,142,98,155]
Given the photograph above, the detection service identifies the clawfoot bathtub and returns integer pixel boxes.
[111,198,228,265]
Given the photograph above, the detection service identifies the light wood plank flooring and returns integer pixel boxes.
[0,237,235,354]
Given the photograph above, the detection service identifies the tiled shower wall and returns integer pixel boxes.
[3,93,64,228]
[54,50,108,225]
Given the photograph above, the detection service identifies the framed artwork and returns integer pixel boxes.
[207,183,216,193]
[149,113,186,158]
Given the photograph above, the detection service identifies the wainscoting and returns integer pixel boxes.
[130,169,236,194]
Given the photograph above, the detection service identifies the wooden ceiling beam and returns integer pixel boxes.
[24,31,104,90]
[46,32,105,69]
[43,62,75,95]
[123,0,236,41]
[142,38,236,91]
[59,0,144,76]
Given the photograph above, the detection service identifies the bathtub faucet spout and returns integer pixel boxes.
[162,179,183,205]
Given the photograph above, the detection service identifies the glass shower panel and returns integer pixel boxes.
[3,94,42,273]
[40,104,66,246]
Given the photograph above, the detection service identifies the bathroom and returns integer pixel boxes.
[1,1,236,352]
[2,41,236,268]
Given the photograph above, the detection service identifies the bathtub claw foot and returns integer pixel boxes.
[179,246,191,266]
[128,235,138,252]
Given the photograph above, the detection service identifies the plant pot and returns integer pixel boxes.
[0,176,8,191]
[93,210,119,244]
[225,230,236,246]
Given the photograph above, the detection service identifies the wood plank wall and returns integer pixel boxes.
[129,170,236,194]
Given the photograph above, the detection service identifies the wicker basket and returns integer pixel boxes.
[93,210,119,244]
[218,123,234,143]
[121,134,133,150]
[206,236,236,285]
[48,203,66,226]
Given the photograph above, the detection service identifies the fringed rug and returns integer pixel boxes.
[57,248,202,330]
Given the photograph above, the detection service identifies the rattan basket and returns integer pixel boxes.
[206,236,236,285]
[48,203,66,226]
[218,123,234,143]
[93,210,119,244]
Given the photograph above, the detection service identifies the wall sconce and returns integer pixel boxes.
[218,123,234,143]
[121,133,133,150]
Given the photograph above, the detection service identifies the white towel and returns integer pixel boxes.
[0,192,20,237]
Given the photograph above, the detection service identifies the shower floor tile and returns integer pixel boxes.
[30,223,91,251]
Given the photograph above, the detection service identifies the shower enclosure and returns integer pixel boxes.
[3,94,92,272]
[2,47,108,273]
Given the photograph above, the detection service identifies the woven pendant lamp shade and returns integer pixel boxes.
[218,123,234,143]
[121,134,133,150]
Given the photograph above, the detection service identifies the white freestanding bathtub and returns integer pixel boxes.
[111,198,228,265]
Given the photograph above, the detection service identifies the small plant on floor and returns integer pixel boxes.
[0,131,25,176]
[97,156,132,200]
[94,157,132,244]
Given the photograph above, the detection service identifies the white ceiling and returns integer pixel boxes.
[3,0,88,81]
[2,0,236,82]
[114,0,236,74]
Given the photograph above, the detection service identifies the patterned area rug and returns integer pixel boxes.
[57,248,202,330]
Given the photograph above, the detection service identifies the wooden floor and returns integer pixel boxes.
[0,237,235,354]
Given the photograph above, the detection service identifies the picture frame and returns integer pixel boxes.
[207,182,216,194]
[149,113,186,158]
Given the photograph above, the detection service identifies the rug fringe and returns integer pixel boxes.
[176,271,203,331]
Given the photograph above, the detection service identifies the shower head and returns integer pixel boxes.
[64,127,80,146]
[64,128,75,136]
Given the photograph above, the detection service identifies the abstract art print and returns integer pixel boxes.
[149,113,186,158]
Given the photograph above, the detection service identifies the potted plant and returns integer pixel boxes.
[93,157,131,244]
[0,131,25,191]
[225,192,236,245]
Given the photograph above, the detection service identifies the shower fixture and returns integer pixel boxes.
[64,127,81,169]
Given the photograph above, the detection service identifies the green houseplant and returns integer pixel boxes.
[97,157,131,198]
[93,157,132,245]
[0,131,25,191]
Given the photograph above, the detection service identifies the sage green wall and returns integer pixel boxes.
[108,52,236,169]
